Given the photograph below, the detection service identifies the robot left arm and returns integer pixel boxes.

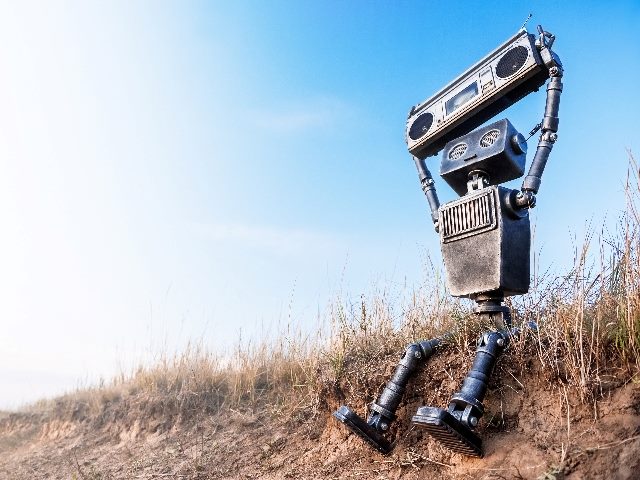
[516,25,564,208]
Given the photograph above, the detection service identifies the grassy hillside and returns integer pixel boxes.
[2,155,640,479]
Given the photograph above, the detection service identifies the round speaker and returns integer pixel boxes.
[408,112,433,141]
[496,46,529,79]
[448,143,468,160]
[479,129,500,148]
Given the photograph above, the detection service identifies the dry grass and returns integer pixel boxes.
[513,151,640,401]
[4,154,640,480]
[22,153,640,433]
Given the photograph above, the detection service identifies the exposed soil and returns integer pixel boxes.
[2,352,640,479]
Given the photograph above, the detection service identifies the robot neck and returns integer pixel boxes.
[466,170,490,194]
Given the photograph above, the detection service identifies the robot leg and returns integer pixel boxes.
[412,329,512,457]
[334,337,443,454]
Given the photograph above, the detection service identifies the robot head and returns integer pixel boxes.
[439,118,528,196]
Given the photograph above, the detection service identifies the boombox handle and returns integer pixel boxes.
[413,25,564,224]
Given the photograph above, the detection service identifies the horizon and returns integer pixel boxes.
[1,0,639,409]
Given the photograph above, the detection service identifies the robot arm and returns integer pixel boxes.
[413,156,441,230]
[517,25,564,208]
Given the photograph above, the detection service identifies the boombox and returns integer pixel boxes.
[406,29,549,159]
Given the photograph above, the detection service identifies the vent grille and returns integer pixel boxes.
[496,46,529,79]
[408,112,434,141]
[448,143,467,160]
[440,191,496,242]
[480,129,500,147]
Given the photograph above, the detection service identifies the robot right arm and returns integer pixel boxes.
[412,156,441,231]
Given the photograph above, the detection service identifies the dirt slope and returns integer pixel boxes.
[2,352,639,480]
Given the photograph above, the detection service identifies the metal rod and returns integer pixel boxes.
[522,73,563,193]
[412,156,440,226]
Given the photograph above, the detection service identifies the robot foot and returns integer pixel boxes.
[333,406,392,454]
[412,406,483,457]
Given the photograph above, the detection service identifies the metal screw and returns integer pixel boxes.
[497,338,505,347]
[414,351,422,359]
[469,417,478,427]
[549,133,558,142]
[380,422,389,431]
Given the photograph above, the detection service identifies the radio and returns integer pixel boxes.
[406,29,550,159]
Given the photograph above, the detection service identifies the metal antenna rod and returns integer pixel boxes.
[520,13,533,31]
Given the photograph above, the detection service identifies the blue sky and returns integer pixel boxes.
[0,0,638,408]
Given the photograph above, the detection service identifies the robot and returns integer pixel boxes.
[334,25,563,458]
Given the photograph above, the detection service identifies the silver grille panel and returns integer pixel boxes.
[440,190,497,243]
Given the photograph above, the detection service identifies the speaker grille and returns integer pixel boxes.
[408,112,433,141]
[441,191,496,242]
[496,46,528,79]
[479,129,500,147]
[448,143,467,160]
